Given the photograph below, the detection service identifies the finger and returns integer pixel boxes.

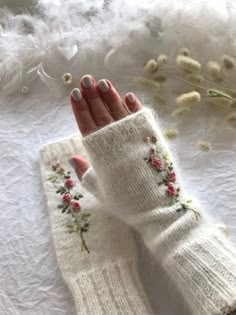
[80,75,114,127]
[124,92,143,113]
[70,88,97,136]
[69,156,90,180]
[70,156,101,198]
[97,79,129,120]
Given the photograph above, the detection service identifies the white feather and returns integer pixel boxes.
[1,0,236,97]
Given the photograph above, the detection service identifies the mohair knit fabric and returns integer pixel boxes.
[40,135,154,315]
[82,108,236,315]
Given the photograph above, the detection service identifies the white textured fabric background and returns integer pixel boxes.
[0,0,236,314]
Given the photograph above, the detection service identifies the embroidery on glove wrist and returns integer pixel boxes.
[47,162,91,253]
[144,136,200,219]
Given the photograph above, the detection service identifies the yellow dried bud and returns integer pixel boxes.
[186,73,203,84]
[225,112,236,127]
[176,91,201,106]
[222,55,235,69]
[152,73,167,82]
[178,47,190,56]
[176,55,201,73]
[136,77,160,90]
[206,61,222,81]
[145,59,159,73]
[197,141,211,151]
[157,54,167,64]
[164,129,178,139]
[171,106,191,118]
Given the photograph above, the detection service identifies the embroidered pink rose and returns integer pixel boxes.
[57,167,65,174]
[167,183,177,196]
[70,199,81,212]
[168,172,176,182]
[151,158,163,170]
[64,178,74,189]
[62,193,71,204]
[151,136,157,143]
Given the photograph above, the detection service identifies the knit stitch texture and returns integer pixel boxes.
[40,135,154,315]
[82,108,236,315]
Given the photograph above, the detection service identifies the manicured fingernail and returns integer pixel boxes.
[127,92,136,103]
[98,79,109,92]
[82,75,93,88]
[71,88,82,101]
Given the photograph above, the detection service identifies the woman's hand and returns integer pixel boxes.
[70,75,142,136]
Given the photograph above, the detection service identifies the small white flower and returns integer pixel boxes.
[21,86,29,94]
[62,73,73,86]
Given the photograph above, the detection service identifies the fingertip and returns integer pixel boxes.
[125,92,142,113]
[69,156,90,180]
[71,88,83,103]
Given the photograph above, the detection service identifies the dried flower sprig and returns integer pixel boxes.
[207,89,234,106]
[176,55,201,73]
[206,61,222,82]
[48,161,91,253]
[145,59,159,73]
[176,91,201,106]
[222,55,235,69]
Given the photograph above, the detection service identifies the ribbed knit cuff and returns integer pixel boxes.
[164,226,236,315]
[40,134,154,315]
[69,259,153,315]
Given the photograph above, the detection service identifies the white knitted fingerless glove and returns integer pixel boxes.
[40,135,154,315]
[82,108,236,315]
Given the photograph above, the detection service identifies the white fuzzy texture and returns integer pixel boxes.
[1,0,236,96]
[82,108,236,315]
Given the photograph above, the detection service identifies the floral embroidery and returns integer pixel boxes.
[48,161,91,253]
[144,135,180,201]
[176,199,200,220]
[144,136,200,219]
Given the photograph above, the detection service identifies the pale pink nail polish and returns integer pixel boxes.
[82,75,93,88]
[71,88,82,101]
[127,92,136,103]
[98,79,109,92]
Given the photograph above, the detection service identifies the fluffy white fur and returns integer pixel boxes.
[1,0,236,96]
